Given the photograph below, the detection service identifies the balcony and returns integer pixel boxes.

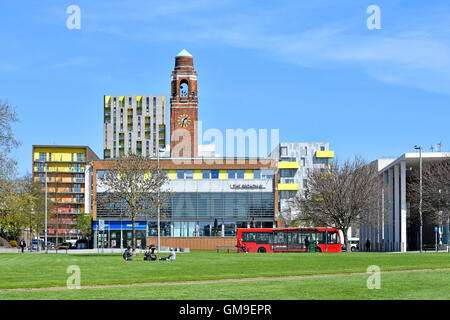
[316,151,334,158]
[278,183,299,191]
[278,161,299,169]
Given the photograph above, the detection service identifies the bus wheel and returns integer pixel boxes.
[351,247,356,252]
[315,247,322,253]
[257,247,266,253]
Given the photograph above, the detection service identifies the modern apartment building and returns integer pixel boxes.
[103,95,167,159]
[32,145,99,243]
[270,142,334,226]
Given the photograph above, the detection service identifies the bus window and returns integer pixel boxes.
[315,232,324,244]
[328,232,339,244]
[256,232,269,243]
[243,232,256,242]
[290,232,299,244]
[273,231,287,244]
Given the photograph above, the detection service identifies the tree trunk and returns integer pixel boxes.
[343,229,349,252]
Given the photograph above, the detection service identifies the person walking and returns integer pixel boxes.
[19,239,26,253]
[365,239,371,252]
[304,236,310,252]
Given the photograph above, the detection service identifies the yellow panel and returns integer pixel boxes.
[278,161,299,169]
[168,170,176,180]
[104,96,111,104]
[278,183,299,191]
[316,151,334,158]
[33,147,86,162]
[119,96,124,103]
[144,170,151,180]
[194,170,202,180]
[219,170,227,180]
[136,96,142,102]
[244,170,253,180]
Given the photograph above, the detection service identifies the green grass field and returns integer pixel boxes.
[0,251,449,300]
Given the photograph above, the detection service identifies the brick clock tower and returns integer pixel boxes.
[170,49,198,157]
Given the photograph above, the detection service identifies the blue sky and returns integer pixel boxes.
[1,0,449,175]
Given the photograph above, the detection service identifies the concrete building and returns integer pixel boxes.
[360,152,450,252]
[270,142,334,226]
[103,94,167,159]
[32,145,99,243]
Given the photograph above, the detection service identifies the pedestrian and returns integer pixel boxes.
[19,239,26,253]
[365,239,371,252]
[304,236,310,252]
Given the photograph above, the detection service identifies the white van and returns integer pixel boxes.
[348,237,359,252]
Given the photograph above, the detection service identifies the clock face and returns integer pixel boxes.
[177,113,191,128]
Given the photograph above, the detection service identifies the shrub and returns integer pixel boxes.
[9,240,18,247]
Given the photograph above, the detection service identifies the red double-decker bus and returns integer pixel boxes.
[237,227,342,253]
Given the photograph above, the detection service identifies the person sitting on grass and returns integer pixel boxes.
[123,246,133,261]
[144,244,157,261]
[159,248,176,261]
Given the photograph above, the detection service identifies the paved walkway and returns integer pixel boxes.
[1,267,449,293]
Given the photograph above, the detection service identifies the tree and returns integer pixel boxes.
[0,101,19,153]
[21,175,48,245]
[292,156,380,250]
[74,211,92,240]
[408,159,450,227]
[96,154,168,250]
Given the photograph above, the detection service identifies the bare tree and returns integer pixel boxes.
[293,156,380,250]
[408,159,450,227]
[96,154,168,250]
[0,101,19,153]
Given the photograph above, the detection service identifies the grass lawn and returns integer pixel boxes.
[0,251,449,299]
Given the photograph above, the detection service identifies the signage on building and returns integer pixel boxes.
[230,184,266,190]
[99,220,105,231]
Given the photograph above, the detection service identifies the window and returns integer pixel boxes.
[228,170,236,179]
[280,169,296,178]
[202,170,211,179]
[177,170,185,179]
[301,158,306,166]
[261,170,274,179]
[211,170,219,179]
[129,97,132,106]
[304,146,308,155]
[237,170,245,179]
[320,146,325,151]
[153,97,156,107]
[253,170,261,179]
[280,146,288,156]
[185,170,194,179]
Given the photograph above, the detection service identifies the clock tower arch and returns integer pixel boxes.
[170,49,198,157]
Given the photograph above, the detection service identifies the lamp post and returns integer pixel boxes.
[414,145,423,253]
[44,162,48,252]
[156,148,164,253]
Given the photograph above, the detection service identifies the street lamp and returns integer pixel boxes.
[414,145,423,253]
[156,148,164,254]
